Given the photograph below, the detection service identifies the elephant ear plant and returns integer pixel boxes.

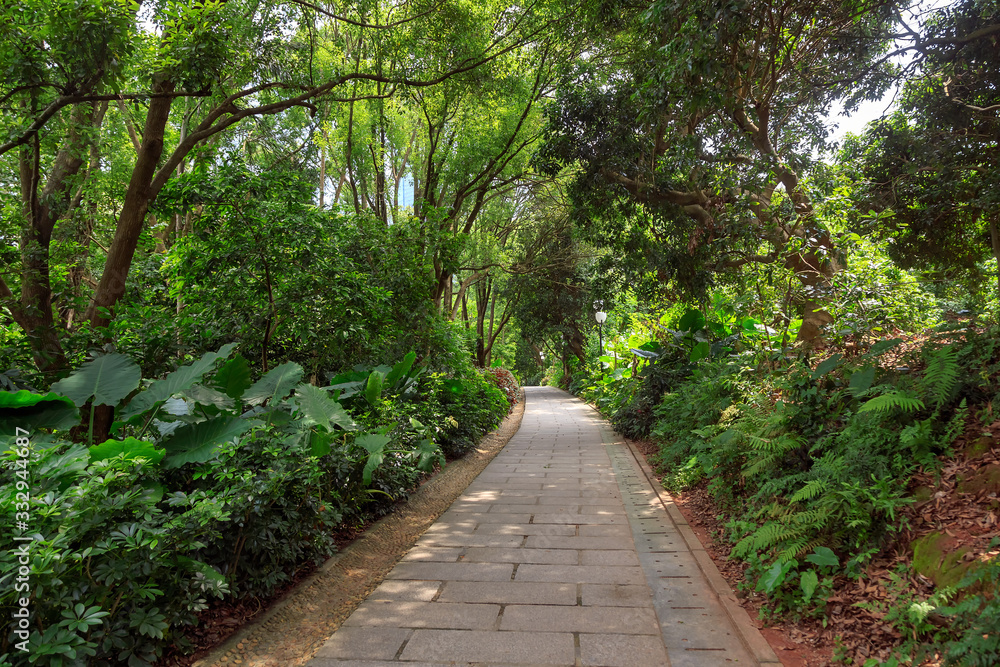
[0,346,444,666]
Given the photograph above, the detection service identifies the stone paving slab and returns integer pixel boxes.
[400,630,576,663]
[436,581,577,605]
[462,547,579,564]
[513,563,646,585]
[343,601,500,630]
[499,604,660,634]
[306,386,778,666]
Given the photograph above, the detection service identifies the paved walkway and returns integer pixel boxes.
[306,387,777,666]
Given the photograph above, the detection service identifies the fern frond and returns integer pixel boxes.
[789,479,827,504]
[743,433,777,450]
[943,398,969,447]
[859,391,924,415]
[922,345,959,411]
[778,537,809,563]
[743,454,780,479]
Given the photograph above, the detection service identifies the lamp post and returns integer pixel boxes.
[595,309,607,359]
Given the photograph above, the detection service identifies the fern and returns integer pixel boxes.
[789,479,827,504]
[742,432,803,479]
[859,391,925,415]
[943,399,968,447]
[921,344,960,412]
[732,503,832,560]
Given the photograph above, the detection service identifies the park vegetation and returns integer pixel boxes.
[1,0,998,664]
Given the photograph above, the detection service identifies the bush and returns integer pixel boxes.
[0,442,232,665]
[0,345,508,664]
[482,367,519,409]
[436,371,510,458]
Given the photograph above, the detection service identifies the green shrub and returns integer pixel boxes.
[436,371,509,458]
[483,367,519,408]
[0,442,232,665]
[0,346,469,664]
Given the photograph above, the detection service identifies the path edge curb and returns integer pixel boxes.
[614,430,782,665]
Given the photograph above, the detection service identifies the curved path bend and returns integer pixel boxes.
[306,386,780,667]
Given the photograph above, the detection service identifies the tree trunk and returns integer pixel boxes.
[18,102,103,375]
[990,217,1000,299]
[85,79,175,330]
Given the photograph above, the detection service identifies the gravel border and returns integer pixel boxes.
[191,392,526,667]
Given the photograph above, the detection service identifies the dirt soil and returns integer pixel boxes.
[156,393,526,667]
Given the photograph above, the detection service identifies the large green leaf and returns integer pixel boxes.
[50,354,141,407]
[848,367,876,396]
[243,362,304,406]
[214,355,252,399]
[294,383,356,431]
[89,437,165,466]
[756,559,794,594]
[689,341,711,362]
[384,351,416,390]
[356,432,391,485]
[811,354,843,380]
[415,438,443,472]
[799,569,819,601]
[120,344,237,422]
[184,385,235,411]
[805,546,839,568]
[309,430,333,457]
[162,416,254,468]
[364,371,385,407]
[678,308,705,332]
[0,391,80,433]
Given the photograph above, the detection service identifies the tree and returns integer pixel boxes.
[538,0,901,343]
[0,0,569,376]
[850,0,1000,295]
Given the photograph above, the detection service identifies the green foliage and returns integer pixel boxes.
[0,391,79,434]
[0,343,509,662]
[858,391,926,415]
[922,345,961,412]
[118,343,238,422]
[937,553,1000,666]
[482,367,520,406]
[88,437,165,466]
[746,547,840,620]
[49,352,141,408]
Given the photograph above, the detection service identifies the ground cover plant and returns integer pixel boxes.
[0,346,513,665]
[574,313,1000,665]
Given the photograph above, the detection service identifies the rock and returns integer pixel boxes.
[958,464,1000,495]
[911,531,974,589]
[911,485,934,504]
[964,435,995,459]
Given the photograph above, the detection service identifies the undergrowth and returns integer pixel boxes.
[575,323,1000,664]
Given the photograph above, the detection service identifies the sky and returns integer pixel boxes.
[828,97,899,143]
[827,0,957,142]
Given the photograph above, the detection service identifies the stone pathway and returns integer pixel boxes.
[306,386,779,666]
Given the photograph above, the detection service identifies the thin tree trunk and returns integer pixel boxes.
[86,79,175,330]
[990,217,1000,298]
[319,149,326,209]
[18,101,102,375]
